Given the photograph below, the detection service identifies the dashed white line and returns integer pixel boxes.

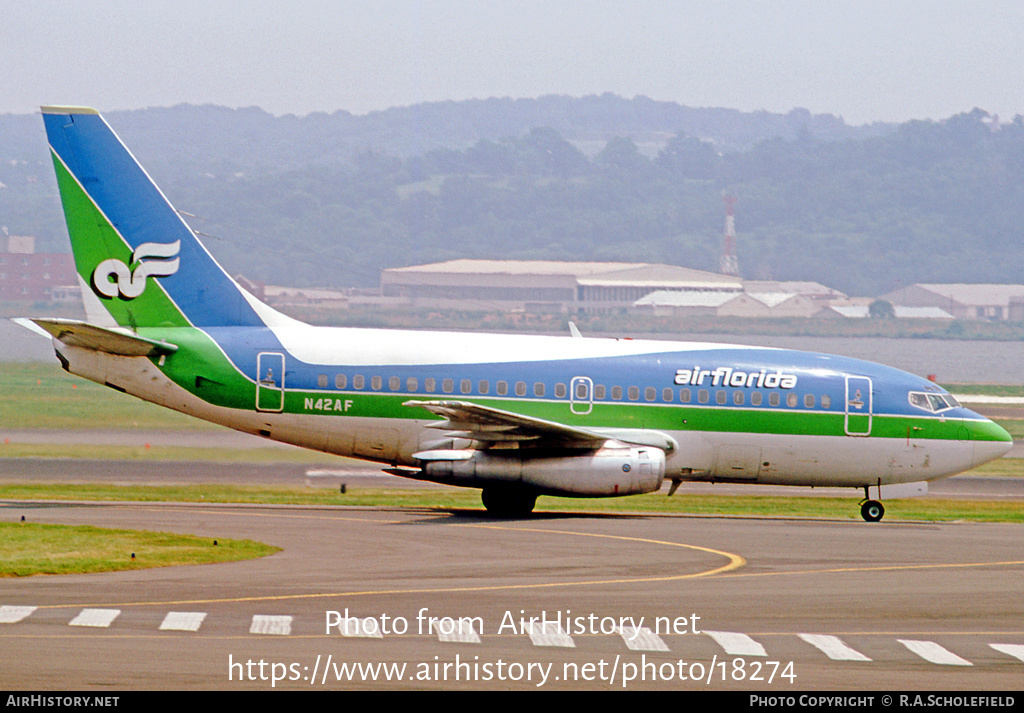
[989,644,1024,663]
[618,626,669,652]
[69,609,120,628]
[527,621,574,647]
[335,616,385,638]
[0,606,37,623]
[704,630,767,656]
[898,639,972,666]
[432,619,481,644]
[159,612,207,632]
[250,615,292,636]
[798,634,872,661]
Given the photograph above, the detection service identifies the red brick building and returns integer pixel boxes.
[0,236,78,302]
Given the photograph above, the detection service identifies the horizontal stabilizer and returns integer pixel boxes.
[23,318,178,357]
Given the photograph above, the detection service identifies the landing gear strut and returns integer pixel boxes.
[481,486,537,517]
[860,485,885,522]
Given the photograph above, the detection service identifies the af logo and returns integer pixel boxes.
[92,240,181,299]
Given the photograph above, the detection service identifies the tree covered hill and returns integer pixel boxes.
[2,96,1020,296]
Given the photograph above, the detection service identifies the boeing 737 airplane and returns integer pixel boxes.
[20,106,1012,520]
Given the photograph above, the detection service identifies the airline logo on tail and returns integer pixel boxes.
[92,240,181,300]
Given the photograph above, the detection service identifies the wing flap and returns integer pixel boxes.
[403,399,676,452]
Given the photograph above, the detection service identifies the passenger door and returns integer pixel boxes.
[256,352,286,412]
[844,376,872,436]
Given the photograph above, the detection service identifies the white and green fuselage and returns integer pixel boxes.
[29,106,1012,517]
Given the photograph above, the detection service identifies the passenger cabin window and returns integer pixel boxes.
[353,375,365,390]
[680,388,691,403]
[425,378,436,393]
[750,392,762,406]
[821,394,831,409]
[555,383,567,398]
[534,382,545,397]
[496,381,508,396]
[769,393,780,407]
[389,376,400,391]
[407,377,418,391]
[442,378,454,393]
[594,385,606,400]
[611,386,623,400]
[335,374,347,389]
[645,387,656,402]
[461,379,471,394]
[515,381,527,397]
[371,376,382,390]
[318,374,328,388]
[628,386,640,401]
[478,380,489,395]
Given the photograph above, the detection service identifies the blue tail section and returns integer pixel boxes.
[42,106,268,328]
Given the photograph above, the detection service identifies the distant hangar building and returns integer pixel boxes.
[381,259,743,313]
[880,284,1024,321]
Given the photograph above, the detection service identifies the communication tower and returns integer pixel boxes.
[719,192,740,277]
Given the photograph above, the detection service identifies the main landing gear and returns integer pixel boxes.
[481,485,537,517]
[859,486,885,522]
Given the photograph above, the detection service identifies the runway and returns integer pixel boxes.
[2,488,1023,689]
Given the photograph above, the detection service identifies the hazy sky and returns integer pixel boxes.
[3,1,1022,125]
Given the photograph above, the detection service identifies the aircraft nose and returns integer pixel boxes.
[967,417,1013,469]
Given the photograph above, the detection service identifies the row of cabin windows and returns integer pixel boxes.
[314,373,833,410]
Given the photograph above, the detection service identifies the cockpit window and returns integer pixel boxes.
[908,391,956,413]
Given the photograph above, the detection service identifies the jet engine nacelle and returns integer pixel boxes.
[422,446,665,497]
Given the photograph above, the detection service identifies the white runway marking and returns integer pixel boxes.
[619,626,669,652]
[69,609,120,628]
[336,616,385,638]
[432,619,481,644]
[704,630,767,656]
[0,606,37,623]
[250,615,292,636]
[990,644,1024,663]
[798,634,872,661]
[527,621,574,647]
[898,639,972,666]
[159,612,207,632]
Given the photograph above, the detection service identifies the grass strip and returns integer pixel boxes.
[0,521,279,577]
[3,483,1022,523]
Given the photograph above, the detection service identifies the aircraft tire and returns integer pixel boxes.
[860,500,885,522]
[481,486,537,517]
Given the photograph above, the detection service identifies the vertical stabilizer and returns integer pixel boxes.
[42,106,276,329]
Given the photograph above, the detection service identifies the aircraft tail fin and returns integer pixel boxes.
[41,106,285,330]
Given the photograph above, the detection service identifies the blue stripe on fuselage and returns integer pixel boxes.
[202,328,957,419]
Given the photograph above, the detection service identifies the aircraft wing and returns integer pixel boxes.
[403,399,676,452]
[19,318,178,357]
